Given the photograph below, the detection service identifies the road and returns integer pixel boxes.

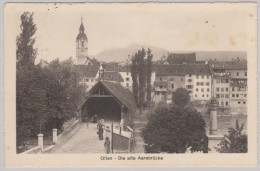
[52,123,106,153]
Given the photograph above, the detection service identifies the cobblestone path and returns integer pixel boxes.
[52,123,105,153]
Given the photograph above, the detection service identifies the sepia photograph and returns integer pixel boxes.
[3,2,258,167]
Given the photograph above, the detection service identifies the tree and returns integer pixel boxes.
[130,48,153,113]
[16,12,37,70]
[172,88,190,107]
[130,54,139,104]
[216,119,247,153]
[137,48,146,113]
[141,104,208,153]
[146,48,153,103]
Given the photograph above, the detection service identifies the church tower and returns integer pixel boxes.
[76,18,88,65]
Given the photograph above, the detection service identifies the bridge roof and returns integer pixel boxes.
[84,81,137,112]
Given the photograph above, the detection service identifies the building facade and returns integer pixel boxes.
[153,64,211,103]
[210,60,247,114]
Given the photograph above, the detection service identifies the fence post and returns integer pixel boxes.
[111,123,113,153]
[37,134,44,152]
[53,128,58,144]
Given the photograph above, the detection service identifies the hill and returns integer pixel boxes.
[93,43,247,63]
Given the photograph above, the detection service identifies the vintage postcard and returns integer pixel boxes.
[4,2,258,167]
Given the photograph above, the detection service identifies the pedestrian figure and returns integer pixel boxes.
[98,123,104,140]
[104,137,110,154]
[93,114,98,123]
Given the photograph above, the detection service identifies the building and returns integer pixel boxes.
[76,65,101,91]
[167,52,196,64]
[209,59,247,114]
[153,64,212,103]
[119,65,133,90]
[76,18,89,65]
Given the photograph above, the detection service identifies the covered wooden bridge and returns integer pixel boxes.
[80,81,137,129]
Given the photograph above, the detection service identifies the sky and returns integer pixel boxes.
[6,3,254,63]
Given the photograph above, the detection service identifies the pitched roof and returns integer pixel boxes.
[155,64,211,76]
[209,60,247,70]
[86,81,137,112]
[119,65,131,72]
[103,72,124,82]
[167,52,196,64]
[75,64,99,77]
[103,62,119,72]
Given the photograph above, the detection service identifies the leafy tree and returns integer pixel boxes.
[130,48,153,113]
[16,12,37,70]
[130,55,139,104]
[16,12,86,152]
[137,48,146,113]
[216,119,247,153]
[172,88,190,107]
[141,104,208,153]
[146,48,153,103]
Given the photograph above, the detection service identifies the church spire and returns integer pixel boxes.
[79,17,85,34]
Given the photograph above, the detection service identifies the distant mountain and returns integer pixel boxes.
[94,43,169,63]
[93,43,247,63]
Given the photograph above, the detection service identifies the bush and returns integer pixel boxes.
[216,119,247,153]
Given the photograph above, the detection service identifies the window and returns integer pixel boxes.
[85,79,89,82]
[206,82,210,86]
[172,84,174,88]
[186,85,193,89]
[226,102,229,106]
[245,72,247,77]
[232,94,235,97]
[202,95,204,97]
[237,72,239,76]
[170,78,174,81]
[126,72,129,75]
[226,88,229,92]
[91,79,94,82]
[238,101,240,104]
[207,94,209,97]
[126,78,130,81]
[202,75,204,79]
[243,101,246,104]
[232,87,235,91]
[196,88,199,92]
[216,79,220,83]
[196,75,199,79]
[201,82,204,86]
[197,82,200,86]
[159,86,163,89]
[216,88,219,92]
[160,77,162,81]
[226,79,229,83]
[188,79,192,82]
[195,94,197,97]
[221,94,224,98]
[189,74,192,77]
[236,94,239,97]
[221,88,224,92]
[221,102,224,106]
[207,76,209,79]
[181,78,184,81]
[201,88,204,92]
[207,88,210,92]
[126,83,129,87]
[216,94,220,98]
[244,94,247,98]
[225,94,229,98]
